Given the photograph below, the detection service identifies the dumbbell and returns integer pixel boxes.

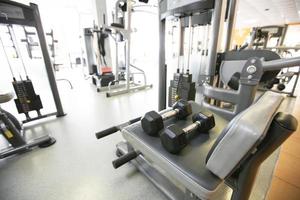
[277,83,285,91]
[160,111,215,154]
[141,100,192,136]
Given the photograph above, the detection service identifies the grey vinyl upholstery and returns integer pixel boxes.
[0,90,14,104]
[122,102,229,199]
[206,91,284,179]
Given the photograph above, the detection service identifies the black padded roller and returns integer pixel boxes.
[95,126,119,139]
[112,151,140,169]
[95,117,141,139]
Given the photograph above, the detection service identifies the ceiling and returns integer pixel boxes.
[235,0,300,28]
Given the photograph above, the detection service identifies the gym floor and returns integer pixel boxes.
[0,67,297,200]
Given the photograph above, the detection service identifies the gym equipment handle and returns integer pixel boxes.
[263,56,300,71]
[112,151,140,169]
[95,117,141,139]
[129,117,142,124]
[95,126,119,139]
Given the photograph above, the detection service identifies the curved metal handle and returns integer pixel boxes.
[262,56,300,71]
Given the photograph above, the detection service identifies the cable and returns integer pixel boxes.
[177,18,181,73]
[186,15,192,74]
[9,25,29,79]
[0,33,16,79]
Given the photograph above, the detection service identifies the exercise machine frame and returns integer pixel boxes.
[96,1,300,199]
[246,25,300,97]
[0,0,65,122]
[158,0,226,110]
[0,93,56,159]
[85,0,153,96]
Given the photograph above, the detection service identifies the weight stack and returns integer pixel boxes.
[100,73,115,87]
[92,73,115,87]
[12,79,43,114]
[168,73,196,107]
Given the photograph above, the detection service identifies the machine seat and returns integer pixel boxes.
[122,92,286,199]
[0,90,14,104]
[122,102,228,199]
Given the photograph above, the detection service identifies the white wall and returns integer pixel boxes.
[14,0,96,63]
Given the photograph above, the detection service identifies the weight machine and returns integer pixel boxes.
[0,0,62,158]
[166,8,214,106]
[244,25,300,97]
[248,25,287,50]
[159,0,224,110]
[0,0,65,123]
[21,25,41,59]
[95,0,300,199]
[159,4,300,119]
[85,0,152,96]
[0,91,56,159]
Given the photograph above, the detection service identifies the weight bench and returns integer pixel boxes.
[0,90,14,104]
[0,90,56,159]
[115,92,298,200]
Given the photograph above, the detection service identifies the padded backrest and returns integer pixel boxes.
[0,90,14,104]
[219,50,280,87]
[206,91,284,179]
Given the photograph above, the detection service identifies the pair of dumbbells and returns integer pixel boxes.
[112,110,215,168]
[107,100,215,168]
[111,99,192,169]
[141,100,215,154]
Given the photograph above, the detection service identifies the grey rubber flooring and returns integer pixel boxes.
[0,68,296,200]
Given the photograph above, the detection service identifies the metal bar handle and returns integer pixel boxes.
[95,117,141,139]
[262,57,300,71]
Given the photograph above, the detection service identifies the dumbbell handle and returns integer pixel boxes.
[161,109,179,121]
[95,117,141,139]
[182,121,201,134]
[112,150,140,169]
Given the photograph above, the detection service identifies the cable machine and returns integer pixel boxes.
[21,25,40,59]
[246,25,300,97]
[166,9,214,107]
[94,1,300,200]
[85,0,153,96]
[0,0,65,123]
[158,0,223,110]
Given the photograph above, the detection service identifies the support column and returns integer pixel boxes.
[31,3,65,117]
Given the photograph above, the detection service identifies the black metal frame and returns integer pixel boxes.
[158,0,225,110]
[0,107,56,159]
[226,112,297,200]
[0,0,65,121]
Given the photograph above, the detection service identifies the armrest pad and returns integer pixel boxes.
[206,92,284,179]
[0,90,14,104]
